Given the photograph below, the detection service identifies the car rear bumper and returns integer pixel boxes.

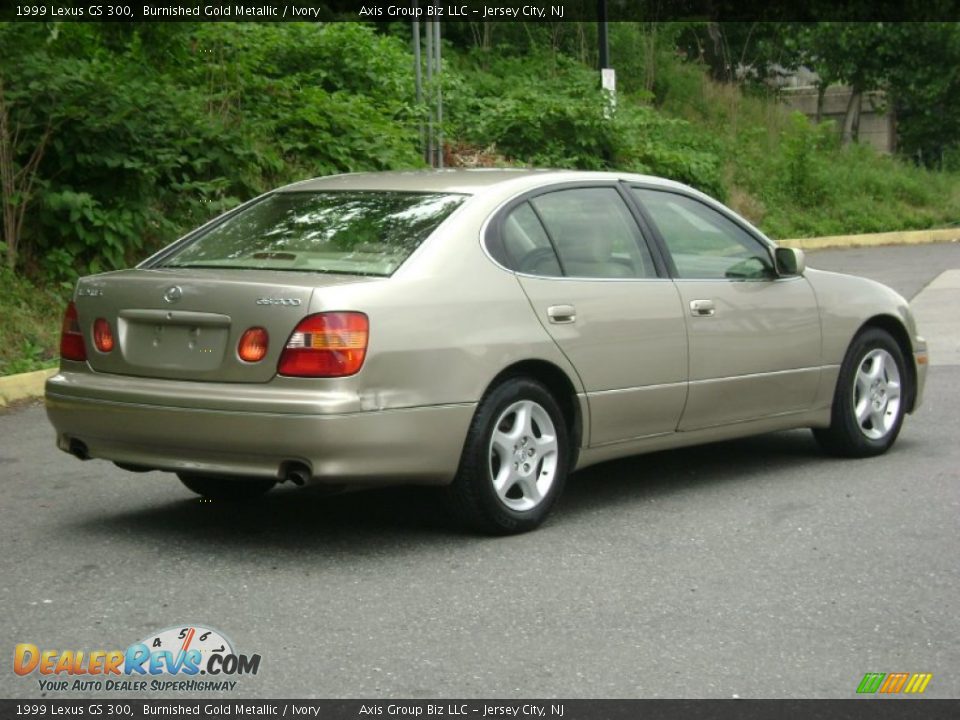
[45,371,474,486]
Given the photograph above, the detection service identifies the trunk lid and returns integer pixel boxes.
[73,268,375,382]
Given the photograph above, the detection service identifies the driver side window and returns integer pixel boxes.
[632,188,774,280]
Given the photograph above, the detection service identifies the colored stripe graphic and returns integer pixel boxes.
[856,672,932,694]
[879,673,910,693]
[904,673,933,694]
[857,673,886,694]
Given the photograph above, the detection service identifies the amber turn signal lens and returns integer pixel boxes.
[238,327,269,362]
[92,318,115,353]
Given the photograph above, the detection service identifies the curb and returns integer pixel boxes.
[781,228,960,251]
[0,368,56,407]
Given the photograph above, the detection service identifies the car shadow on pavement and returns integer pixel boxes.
[560,429,828,513]
[63,428,876,553]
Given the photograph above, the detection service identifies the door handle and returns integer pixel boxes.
[689,299,715,317]
[547,304,577,324]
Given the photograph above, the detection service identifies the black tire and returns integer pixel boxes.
[177,473,276,502]
[812,327,909,458]
[445,377,570,535]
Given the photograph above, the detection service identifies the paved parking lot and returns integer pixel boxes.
[2,242,958,699]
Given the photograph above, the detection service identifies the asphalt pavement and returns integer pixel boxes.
[1,242,958,699]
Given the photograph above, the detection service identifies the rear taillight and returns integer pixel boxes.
[278,312,368,378]
[238,327,269,363]
[93,318,115,353]
[59,302,87,361]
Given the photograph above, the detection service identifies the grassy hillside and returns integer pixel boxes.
[442,39,960,240]
[0,267,63,375]
[656,66,960,239]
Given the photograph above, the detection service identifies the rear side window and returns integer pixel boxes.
[530,188,656,279]
[502,202,562,277]
[158,191,466,277]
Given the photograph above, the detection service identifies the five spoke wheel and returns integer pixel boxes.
[813,327,909,457]
[445,377,570,534]
[489,400,560,512]
[853,348,902,440]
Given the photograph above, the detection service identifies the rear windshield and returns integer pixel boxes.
[157,191,467,276]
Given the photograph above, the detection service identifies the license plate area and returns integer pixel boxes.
[119,311,230,371]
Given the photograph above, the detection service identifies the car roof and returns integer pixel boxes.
[278,168,694,197]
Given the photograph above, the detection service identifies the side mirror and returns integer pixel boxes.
[775,247,806,277]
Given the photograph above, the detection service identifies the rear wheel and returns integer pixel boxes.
[177,473,276,502]
[813,327,908,457]
[445,377,569,535]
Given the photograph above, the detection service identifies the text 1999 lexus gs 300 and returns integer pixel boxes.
[46,170,927,533]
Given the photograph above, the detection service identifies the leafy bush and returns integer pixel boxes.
[444,48,725,196]
[0,22,424,283]
[778,112,836,207]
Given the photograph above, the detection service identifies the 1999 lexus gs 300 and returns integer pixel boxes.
[46,170,927,533]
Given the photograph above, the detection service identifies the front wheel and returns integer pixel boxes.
[445,377,570,535]
[177,473,276,502]
[813,327,909,457]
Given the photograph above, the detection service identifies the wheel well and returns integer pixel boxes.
[489,360,584,463]
[860,315,917,412]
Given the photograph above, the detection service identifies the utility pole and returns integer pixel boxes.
[424,18,434,166]
[597,0,616,115]
[434,11,443,168]
[412,7,423,158]
[413,15,443,167]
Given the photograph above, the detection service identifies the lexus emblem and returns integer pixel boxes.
[163,286,183,304]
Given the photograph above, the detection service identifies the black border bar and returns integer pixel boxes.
[4,0,960,22]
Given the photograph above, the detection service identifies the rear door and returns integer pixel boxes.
[629,187,822,430]
[489,184,688,446]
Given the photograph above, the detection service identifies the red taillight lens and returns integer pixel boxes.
[93,318,115,353]
[60,302,87,361]
[238,327,269,363]
[278,312,368,378]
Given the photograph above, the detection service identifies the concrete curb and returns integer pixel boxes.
[0,368,56,407]
[781,228,960,251]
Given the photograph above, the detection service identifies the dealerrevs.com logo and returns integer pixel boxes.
[14,625,261,693]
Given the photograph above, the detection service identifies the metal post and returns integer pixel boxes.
[597,0,609,69]
[424,20,434,166]
[434,12,443,168]
[597,0,615,117]
[412,14,424,161]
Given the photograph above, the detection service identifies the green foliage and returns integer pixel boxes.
[778,112,836,206]
[747,139,960,240]
[444,50,611,167]
[0,22,423,282]
[444,48,724,196]
[0,265,64,375]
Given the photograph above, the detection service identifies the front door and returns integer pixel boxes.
[629,187,822,431]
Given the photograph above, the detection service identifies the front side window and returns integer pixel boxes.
[632,188,774,280]
[158,191,466,277]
